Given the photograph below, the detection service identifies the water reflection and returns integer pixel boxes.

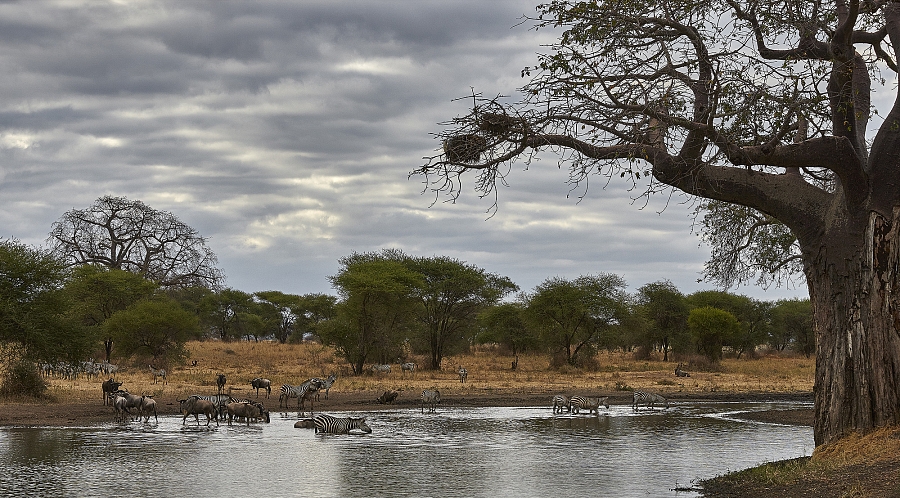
[0,402,812,497]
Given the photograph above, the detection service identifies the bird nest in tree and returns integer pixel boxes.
[477,112,520,135]
[444,134,487,163]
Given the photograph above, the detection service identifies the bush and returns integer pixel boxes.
[0,361,48,398]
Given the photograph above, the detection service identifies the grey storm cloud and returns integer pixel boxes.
[0,0,809,301]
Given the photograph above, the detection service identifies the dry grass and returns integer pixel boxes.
[40,341,814,404]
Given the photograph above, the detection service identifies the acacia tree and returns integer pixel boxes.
[525,274,628,367]
[636,280,689,362]
[48,196,224,289]
[405,255,518,370]
[415,0,900,446]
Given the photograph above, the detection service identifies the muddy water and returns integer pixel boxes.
[0,402,812,497]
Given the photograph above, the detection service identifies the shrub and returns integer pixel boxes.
[0,361,48,398]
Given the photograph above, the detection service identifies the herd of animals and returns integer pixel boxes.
[96,362,677,435]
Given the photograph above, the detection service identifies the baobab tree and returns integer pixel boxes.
[49,195,224,290]
[414,0,900,446]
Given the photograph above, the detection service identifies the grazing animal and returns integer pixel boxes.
[421,389,441,413]
[109,390,129,422]
[675,363,691,377]
[400,362,416,375]
[216,373,227,394]
[178,397,219,426]
[313,414,372,434]
[632,391,669,410]
[371,364,392,374]
[458,367,468,383]
[279,378,324,411]
[251,378,272,398]
[313,374,338,401]
[224,402,268,426]
[552,395,570,414]
[148,365,167,385]
[189,394,234,416]
[101,378,123,406]
[294,419,316,429]
[569,395,609,415]
[376,390,399,404]
[121,392,145,420]
[139,396,158,423]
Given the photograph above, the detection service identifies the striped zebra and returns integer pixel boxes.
[421,389,441,413]
[313,374,337,401]
[458,367,468,383]
[632,391,669,410]
[569,395,609,415]
[371,364,392,374]
[313,414,372,434]
[280,378,324,411]
[148,365,167,385]
[551,394,570,414]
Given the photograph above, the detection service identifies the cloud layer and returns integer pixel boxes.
[0,1,811,301]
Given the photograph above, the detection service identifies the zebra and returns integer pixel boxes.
[421,389,441,413]
[458,367,468,383]
[313,414,372,434]
[280,378,324,411]
[632,391,669,410]
[400,362,416,375]
[149,365,167,384]
[371,364,391,374]
[569,395,609,415]
[251,377,272,398]
[313,374,337,401]
[552,394,570,414]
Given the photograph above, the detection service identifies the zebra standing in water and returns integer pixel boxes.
[421,389,441,413]
[552,395,570,414]
[632,391,669,410]
[569,395,610,415]
[313,414,372,434]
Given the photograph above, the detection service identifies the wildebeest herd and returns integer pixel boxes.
[99,364,673,436]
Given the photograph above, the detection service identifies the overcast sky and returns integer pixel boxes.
[0,0,815,301]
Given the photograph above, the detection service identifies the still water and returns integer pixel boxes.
[0,402,812,497]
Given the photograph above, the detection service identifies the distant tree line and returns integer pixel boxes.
[0,197,814,395]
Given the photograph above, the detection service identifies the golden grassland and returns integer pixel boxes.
[41,340,815,404]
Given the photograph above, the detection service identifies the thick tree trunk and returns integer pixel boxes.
[809,209,900,445]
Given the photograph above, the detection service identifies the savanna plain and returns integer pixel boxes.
[0,341,897,497]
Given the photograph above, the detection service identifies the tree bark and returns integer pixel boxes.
[809,209,900,445]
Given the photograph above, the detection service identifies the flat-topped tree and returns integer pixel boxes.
[414,0,900,446]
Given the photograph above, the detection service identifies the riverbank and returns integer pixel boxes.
[0,389,813,427]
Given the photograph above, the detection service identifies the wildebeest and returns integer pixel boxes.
[216,373,227,394]
[121,392,145,420]
[675,363,691,377]
[224,402,269,426]
[139,395,158,423]
[251,377,271,398]
[101,378,123,406]
[421,389,441,413]
[109,390,129,422]
[376,390,399,404]
[179,397,219,426]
